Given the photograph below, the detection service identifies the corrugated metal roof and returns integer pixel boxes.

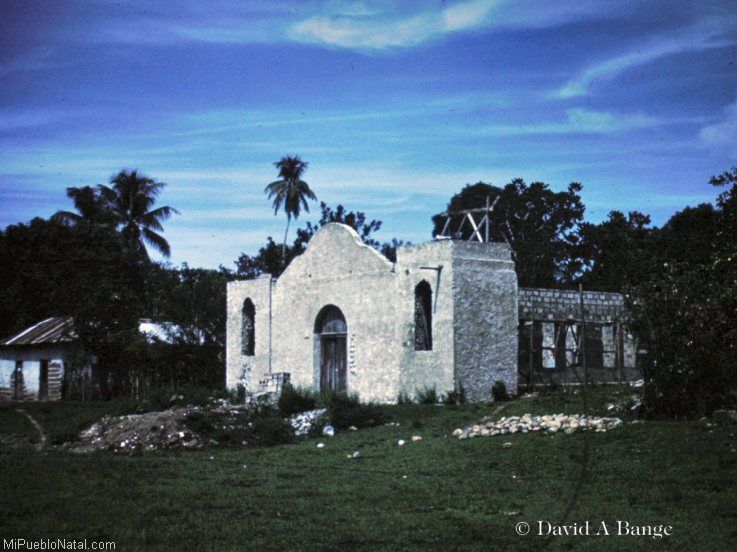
[1,316,75,346]
[1,317,176,346]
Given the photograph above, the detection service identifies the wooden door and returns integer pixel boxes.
[320,336,347,392]
[39,360,49,400]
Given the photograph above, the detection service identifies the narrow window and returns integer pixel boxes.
[414,281,432,350]
[242,298,255,356]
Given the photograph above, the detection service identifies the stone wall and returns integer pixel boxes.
[451,242,518,401]
[226,275,273,393]
[226,223,638,402]
[225,225,523,403]
[269,224,401,402]
[395,240,456,399]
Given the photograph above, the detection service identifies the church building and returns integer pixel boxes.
[226,223,637,403]
[226,223,518,403]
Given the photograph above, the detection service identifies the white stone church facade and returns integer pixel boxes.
[226,223,518,403]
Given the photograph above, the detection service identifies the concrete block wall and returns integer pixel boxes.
[518,288,625,323]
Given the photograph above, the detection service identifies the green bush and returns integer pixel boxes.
[491,381,510,402]
[416,386,438,405]
[397,391,414,405]
[136,386,224,412]
[442,386,466,405]
[184,405,294,447]
[321,391,390,430]
[278,384,318,417]
[626,168,737,418]
[247,408,296,446]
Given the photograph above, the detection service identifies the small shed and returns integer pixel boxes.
[0,317,81,401]
[0,317,173,401]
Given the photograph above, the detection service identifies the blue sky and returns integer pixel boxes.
[1,0,735,268]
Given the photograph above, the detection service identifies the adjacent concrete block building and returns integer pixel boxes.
[226,223,518,403]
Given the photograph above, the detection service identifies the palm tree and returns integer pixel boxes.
[102,169,179,260]
[51,185,116,226]
[264,155,317,263]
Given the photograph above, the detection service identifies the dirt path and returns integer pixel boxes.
[16,408,47,451]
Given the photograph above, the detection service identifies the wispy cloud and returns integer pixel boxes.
[554,18,737,99]
[0,0,617,57]
[699,97,737,152]
[288,0,607,51]
[469,108,659,136]
[0,47,68,78]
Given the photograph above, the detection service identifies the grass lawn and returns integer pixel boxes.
[1,387,735,551]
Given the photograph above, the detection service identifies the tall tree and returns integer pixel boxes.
[577,210,656,292]
[432,180,586,287]
[103,169,179,260]
[51,170,178,261]
[627,167,737,418]
[264,155,317,264]
[50,185,115,226]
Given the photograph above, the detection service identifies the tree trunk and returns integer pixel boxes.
[282,216,291,268]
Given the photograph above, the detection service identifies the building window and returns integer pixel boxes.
[242,298,255,356]
[414,281,432,350]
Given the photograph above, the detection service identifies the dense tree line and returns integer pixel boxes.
[435,172,736,417]
[0,170,233,398]
[2,162,734,415]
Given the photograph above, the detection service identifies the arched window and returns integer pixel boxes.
[315,305,347,335]
[414,281,432,351]
[242,298,255,356]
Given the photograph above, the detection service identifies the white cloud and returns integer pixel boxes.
[470,108,659,136]
[287,0,624,51]
[699,98,737,151]
[290,0,599,50]
[555,18,737,99]
[442,0,500,32]
[290,11,436,50]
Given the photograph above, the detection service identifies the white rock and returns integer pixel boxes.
[316,442,325,448]
[322,425,335,437]
[411,435,423,442]
[397,439,406,446]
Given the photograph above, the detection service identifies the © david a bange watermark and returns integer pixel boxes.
[515,521,673,540]
[3,539,115,550]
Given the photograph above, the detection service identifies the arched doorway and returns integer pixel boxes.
[314,305,347,392]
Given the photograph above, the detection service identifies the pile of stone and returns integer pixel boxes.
[64,403,339,454]
[289,408,327,437]
[454,413,622,440]
[66,403,251,454]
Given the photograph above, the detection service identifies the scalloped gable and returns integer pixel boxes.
[279,223,393,282]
